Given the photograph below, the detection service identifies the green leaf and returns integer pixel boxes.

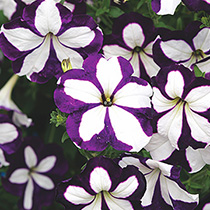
[108,6,124,18]
[193,65,205,78]
[189,182,203,189]
[61,131,70,143]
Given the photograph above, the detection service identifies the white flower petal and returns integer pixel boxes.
[193,28,210,53]
[130,52,140,77]
[200,146,210,164]
[156,0,181,15]
[59,26,95,48]
[24,146,38,168]
[0,148,9,167]
[111,175,138,198]
[141,169,159,206]
[32,173,54,190]
[186,147,206,173]
[64,79,101,104]
[96,57,123,97]
[79,106,106,141]
[114,82,152,108]
[90,167,112,193]
[145,133,175,161]
[0,123,18,144]
[196,59,210,73]
[185,86,210,112]
[64,185,94,205]
[63,2,75,12]
[160,40,192,62]
[1,0,17,19]
[185,104,210,144]
[165,70,185,99]
[122,23,145,49]
[104,191,133,210]
[109,106,151,152]
[157,101,184,150]
[34,0,61,35]
[34,156,56,173]
[9,168,29,184]
[52,35,84,69]
[12,111,32,128]
[17,33,51,77]
[1,25,43,51]
[23,177,34,210]
[82,193,102,210]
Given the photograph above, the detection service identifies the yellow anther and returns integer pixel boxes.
[106,97,111,102]
[61,58,72,72]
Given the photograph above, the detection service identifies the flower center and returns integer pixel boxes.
[133,46,142,53]
[192,49,205,60]
[102,94,113,107]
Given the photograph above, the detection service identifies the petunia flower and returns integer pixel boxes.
[56,156,146,210]
[151,64,210,151]
[0,74,32,127]
[103,12,159,82]
[2,137,68,210]
[0,0,103,83]
[182,0,210,13]
[0,114,22,155]
[54,54,153,152]
[153,22,210,76]
[118,153,199,209]
[151,0,181,15]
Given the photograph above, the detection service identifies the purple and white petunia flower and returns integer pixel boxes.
[0,114,22,155]
[103,12,159,81]
[2,136,68,210]
[153,22,210,76]
[151,0,181,15]
[145,133,210,173]
[182,0,210,13]
[118,154,199,209]
[54,54,153,152]
[0,0,103,83]
[56,156,146,210]
[152,64,210,151]
[0,74,32,127]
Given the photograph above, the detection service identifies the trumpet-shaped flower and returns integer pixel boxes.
[54,55,153,152]
[118,154,199,209]
[56,156,146,210]
[0,74,32,127]
[152,64,210,151]
[2,137,68,210]
[0,0,103,83]
[103,12,159,81]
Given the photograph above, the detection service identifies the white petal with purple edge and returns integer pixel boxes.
[165,71,185,99]
[0,123,18,144]
[185,104,210,143]
[155,0,181,15]
[160,40,192,62]
[130,52,140,77]
[64,79,101,104]
[9,168,29,184]
[32,173,54,190]
[79,105,106,141]
[111,175,138,198]
[59,26,95,48]
[141,169,159,206]
[1,26,43,51]
[108,105,151,152]
[52,36,84,69]
[122,23,145,49]
[23,177,34,210]
[64,185,94,205]
[82,193,102,210]
[34,156,56,173]
[18,33,51,77]
[186,146,205,173]
[96,57,123,97]
[185,86,210,112]
[160,175,199,206]
[145,133,175,161]
[34,0,61,36]
[114,82,152,108]
[90,167,112,193]
[193,28,210,53]
[24,146,37,168]
[152,88,178,113]
[196,59,210,73]
[201,145,210,164]
[157,101,184,150]
[1,0,16,19]
[63,2,75,12]
[0,148,9,167]
[104,191,133,210]
[12,111,32,128]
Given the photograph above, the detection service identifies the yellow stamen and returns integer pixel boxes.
[106,97,111,102]
[61,58,72,72]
